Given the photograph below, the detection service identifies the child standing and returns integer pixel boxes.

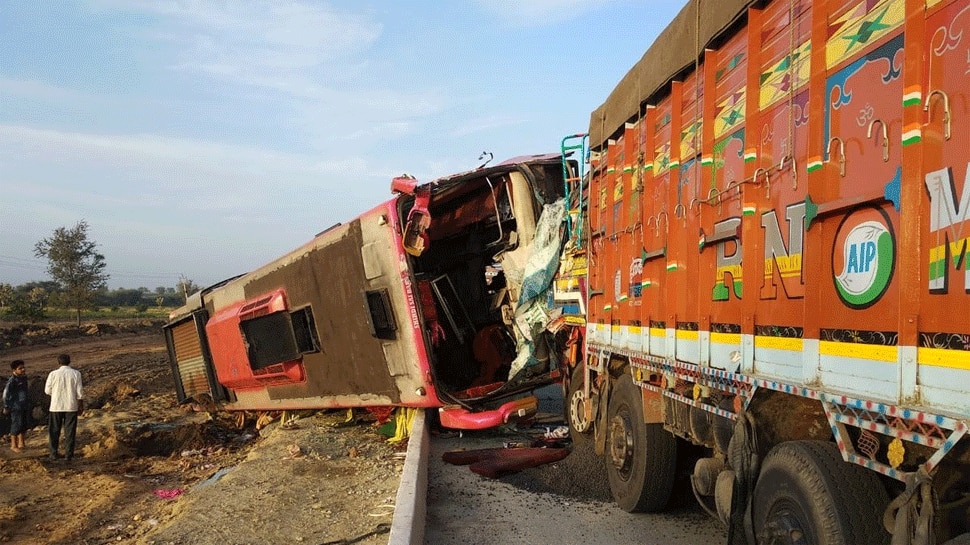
[3,360,29,452]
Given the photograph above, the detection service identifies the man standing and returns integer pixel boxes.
[44,354,84,461]
[3,360,29,452]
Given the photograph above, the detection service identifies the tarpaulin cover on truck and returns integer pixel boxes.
[588,0,753,149]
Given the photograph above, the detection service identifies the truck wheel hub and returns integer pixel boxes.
[607,413,634,476]
[761,513,808,545]
[568,388,591,433]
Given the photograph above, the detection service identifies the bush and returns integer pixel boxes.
[3,293,47,322]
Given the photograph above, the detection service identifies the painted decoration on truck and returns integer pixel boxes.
[612,152,624,235]
[654,142,671,174]
[832,206,896,309]
[629,164,641,225]
[681,120,702,162]
[712,128,745,193]
[714,89,745,140]
[827,0,904,69]
[715,51,745,84]
[925,166,970,293]
[924,4,970,296]
[759,41,811,110]
[761,202,807,300]
[679,158,698,218]
[630,256,643,299]
[714,34,747,141]
[613,176,624,201]
[712,217,743,301]
[654,111,672,174]
[613,269,623,304]
[823,33,904,161]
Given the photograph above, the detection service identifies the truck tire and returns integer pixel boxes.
[567,364,592,442]
[606,374,676,512]
[752,440,890,545]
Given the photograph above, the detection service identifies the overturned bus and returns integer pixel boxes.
[163,153,574,429]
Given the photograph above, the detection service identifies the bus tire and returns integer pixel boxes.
[606,374,676,512]
[753,440,890,545]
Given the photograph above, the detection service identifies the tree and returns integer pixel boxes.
[177,275,200,303]
[34,220,109,326]
[4,288,47,322]
[0,283,12,310]
[101,288,143,307]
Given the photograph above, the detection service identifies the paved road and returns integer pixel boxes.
[424,387,728,545]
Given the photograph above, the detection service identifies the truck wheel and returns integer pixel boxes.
[606,374,676,512]
[752,441,890,545]
[567,364,592,440]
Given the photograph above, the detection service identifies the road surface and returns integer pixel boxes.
[424,386,728,545]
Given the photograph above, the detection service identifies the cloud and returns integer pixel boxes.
[0,79,78,101]
[450,114,528,137]
[81,1,452,150]
[3,180,163,210]
[0,122,386,287]
[0,122,462,219]
[91,0,381,90]
[1,1,601,288]
[0,124,387,209]
[0,124,338,176]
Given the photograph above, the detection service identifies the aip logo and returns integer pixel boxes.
[832,207,895,309]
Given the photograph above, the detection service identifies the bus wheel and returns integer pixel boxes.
[753,441,890,545]
[567,365,592,439]
[606,374,676,512]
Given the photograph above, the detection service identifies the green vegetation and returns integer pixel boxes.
[0,282,184,323]
[1,220,200,324]
[34,221,110,326]
[41,305,172,321]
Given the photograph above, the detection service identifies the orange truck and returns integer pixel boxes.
[557,0,970,543]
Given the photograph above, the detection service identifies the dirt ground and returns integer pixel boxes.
[0,321,405,545]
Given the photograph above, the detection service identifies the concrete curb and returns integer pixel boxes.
[388,408,429,545]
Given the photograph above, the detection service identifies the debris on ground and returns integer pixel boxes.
[0,321,405,545]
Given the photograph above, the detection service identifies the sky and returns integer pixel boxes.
[0,0,686,290]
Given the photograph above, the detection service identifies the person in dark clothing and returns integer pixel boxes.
[3,360,29,452]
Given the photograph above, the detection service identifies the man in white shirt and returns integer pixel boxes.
[44,354,84,461]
